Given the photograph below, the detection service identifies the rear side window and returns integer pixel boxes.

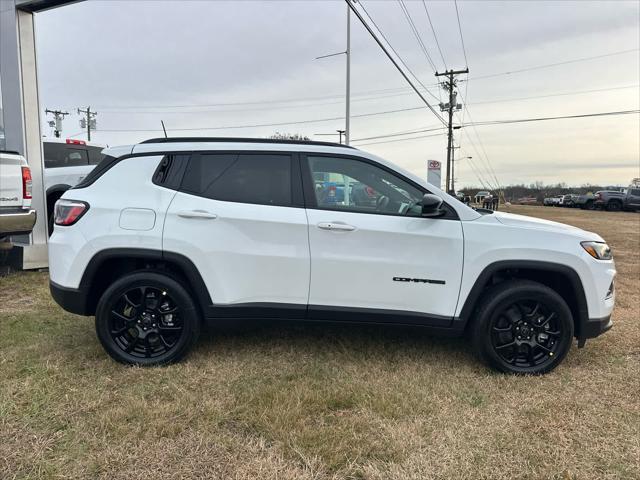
[87,146,104,165]
[181,153,292,207]
[43,143,90,168]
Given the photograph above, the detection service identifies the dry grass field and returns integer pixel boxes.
[1,205,638,480]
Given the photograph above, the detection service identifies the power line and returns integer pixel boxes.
[95,105,428,133]
[397,0,438,72]
[469,48,640,81]
[353,131,445,147]
[456,87,502,192]
[351,0,446,120]
[470,84,639,105]
[351,109,639,148]
[351,124,445,142]
[453,0,469,68]
[94,83,638,116]
[422,0,447,70]
[92,85,438,111]
[466,109,640,126]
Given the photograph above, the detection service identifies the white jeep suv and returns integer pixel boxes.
[48,138,616,374]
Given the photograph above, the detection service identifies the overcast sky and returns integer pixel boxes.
[31,0,640,187]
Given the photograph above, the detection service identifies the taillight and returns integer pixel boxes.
[21,166,32,199]
[54,199,89,226]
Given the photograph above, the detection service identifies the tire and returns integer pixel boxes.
[95,271,201,366]
[470,280,574,375]
[47,192,63,237]
[606,201,622,212]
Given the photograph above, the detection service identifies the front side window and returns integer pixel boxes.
[182,153,292,207]
[306,155,424,216]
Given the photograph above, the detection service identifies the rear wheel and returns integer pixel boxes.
[471,280,574,375]
[95,271,201,365]
[607,201,622,212]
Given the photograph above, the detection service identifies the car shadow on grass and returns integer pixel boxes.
[194,318,477,369]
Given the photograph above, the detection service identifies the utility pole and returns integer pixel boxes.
[77,106,97,141]
[435,68,468,193]
[345,2,351,145]
[45,108,69,138]
[315,2,352,145]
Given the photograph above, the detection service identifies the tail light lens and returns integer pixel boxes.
[54,199,89,226]
[21,166,32,199]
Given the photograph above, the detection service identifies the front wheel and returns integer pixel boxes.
[470,280,574,375]
[95,271,201,365]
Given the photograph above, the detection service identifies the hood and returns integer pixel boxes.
[491,211,603,240]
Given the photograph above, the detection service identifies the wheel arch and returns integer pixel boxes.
[78,248,212,316]
[459,260,589,339]
[46,184,72,201]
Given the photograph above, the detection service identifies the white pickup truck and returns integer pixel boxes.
[0,139,103,244]
[0,149,36,244]
[43,138,104,233]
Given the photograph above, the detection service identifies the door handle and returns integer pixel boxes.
[177,210,217,219]
[317,222,356,231]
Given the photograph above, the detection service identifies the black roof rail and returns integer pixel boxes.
[0,149,21,155]
[138,137,356,149]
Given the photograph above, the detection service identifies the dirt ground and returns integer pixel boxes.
[1,205,638,480]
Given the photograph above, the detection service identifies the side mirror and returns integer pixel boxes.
[421,193,446,218]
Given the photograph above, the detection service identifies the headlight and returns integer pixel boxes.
[581,241,612,260]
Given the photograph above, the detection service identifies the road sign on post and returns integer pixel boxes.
[427,160,442,189]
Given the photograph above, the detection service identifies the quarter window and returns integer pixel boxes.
[306,156,424,216]
[182,153,292,207]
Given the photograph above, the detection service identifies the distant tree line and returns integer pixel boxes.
[459,182,626,203]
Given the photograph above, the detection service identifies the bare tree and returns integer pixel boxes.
[269,132,310,141]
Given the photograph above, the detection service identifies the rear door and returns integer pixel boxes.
[163,151,310,316]
[302,153,464,325]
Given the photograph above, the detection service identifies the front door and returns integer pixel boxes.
[302,154,464,326]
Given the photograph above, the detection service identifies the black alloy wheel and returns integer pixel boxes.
[471,280,574,374]
[490,300,564,370]
[95,272,200,365]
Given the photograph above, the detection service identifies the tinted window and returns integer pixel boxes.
[630,189,640,196]
[43,143,89,168]
[181,153,237,194]
[182,153,292,207]
[307,155,424,216]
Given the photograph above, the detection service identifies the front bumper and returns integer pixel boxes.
[577,314,613,348]
[0,209,37,237]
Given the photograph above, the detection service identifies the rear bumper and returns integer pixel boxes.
[50,280,91,316]
[0,209,37,237]
[577,314,612,348]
